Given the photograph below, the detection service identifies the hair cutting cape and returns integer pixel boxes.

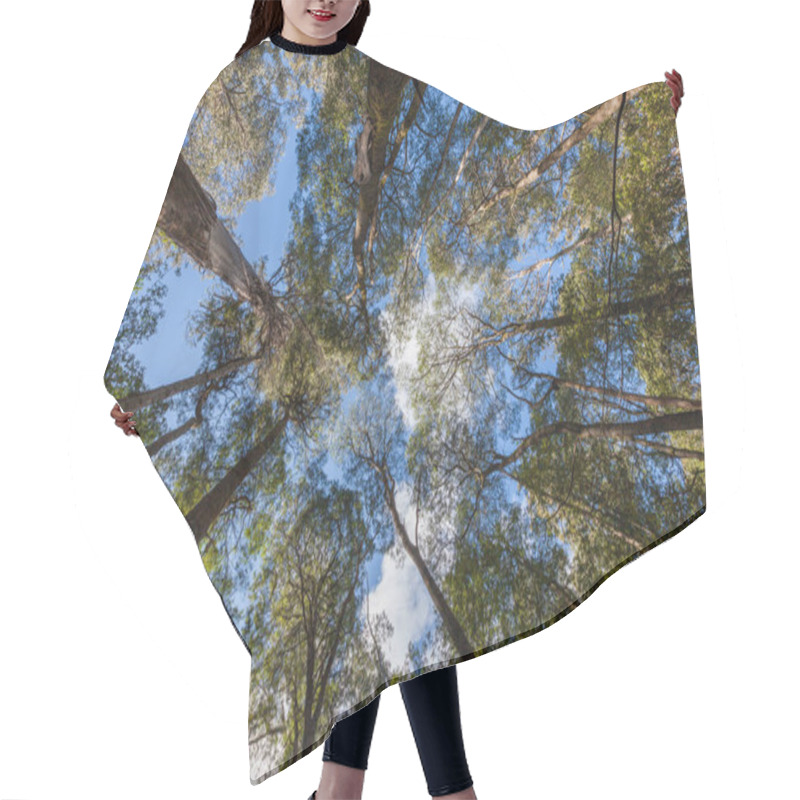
[104,32,706,786]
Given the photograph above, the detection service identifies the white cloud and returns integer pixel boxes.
[380,271,486,432]
[379,272,436,430]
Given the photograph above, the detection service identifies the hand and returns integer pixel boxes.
[665,68,684,116]
[111,402,139,436]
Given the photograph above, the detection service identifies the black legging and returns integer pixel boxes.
[323,664,474,797]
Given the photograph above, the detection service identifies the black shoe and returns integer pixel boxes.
[307,792,317,800]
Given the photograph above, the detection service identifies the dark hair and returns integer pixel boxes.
[236,1,371,59]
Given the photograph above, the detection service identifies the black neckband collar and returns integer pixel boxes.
[269,31,349,55]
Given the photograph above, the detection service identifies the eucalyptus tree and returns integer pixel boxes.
[243,469,383,764]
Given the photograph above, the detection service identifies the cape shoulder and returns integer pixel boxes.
[182,37,670,157]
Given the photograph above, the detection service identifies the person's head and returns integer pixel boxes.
[237,0,371,59]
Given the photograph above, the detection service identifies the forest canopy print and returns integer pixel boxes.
[104,37,706,785]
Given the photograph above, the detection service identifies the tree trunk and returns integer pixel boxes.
[487,409,703,476]
[473,86,644,217]
[351,62,409,321]
[158,153,291,347]
[464,279,694,356]
[118,354,258,412]
[506,213,634,283]
[185,411,289,546]
[145,415,201,457]
[379,469,474,656]
[516,369,702,411]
